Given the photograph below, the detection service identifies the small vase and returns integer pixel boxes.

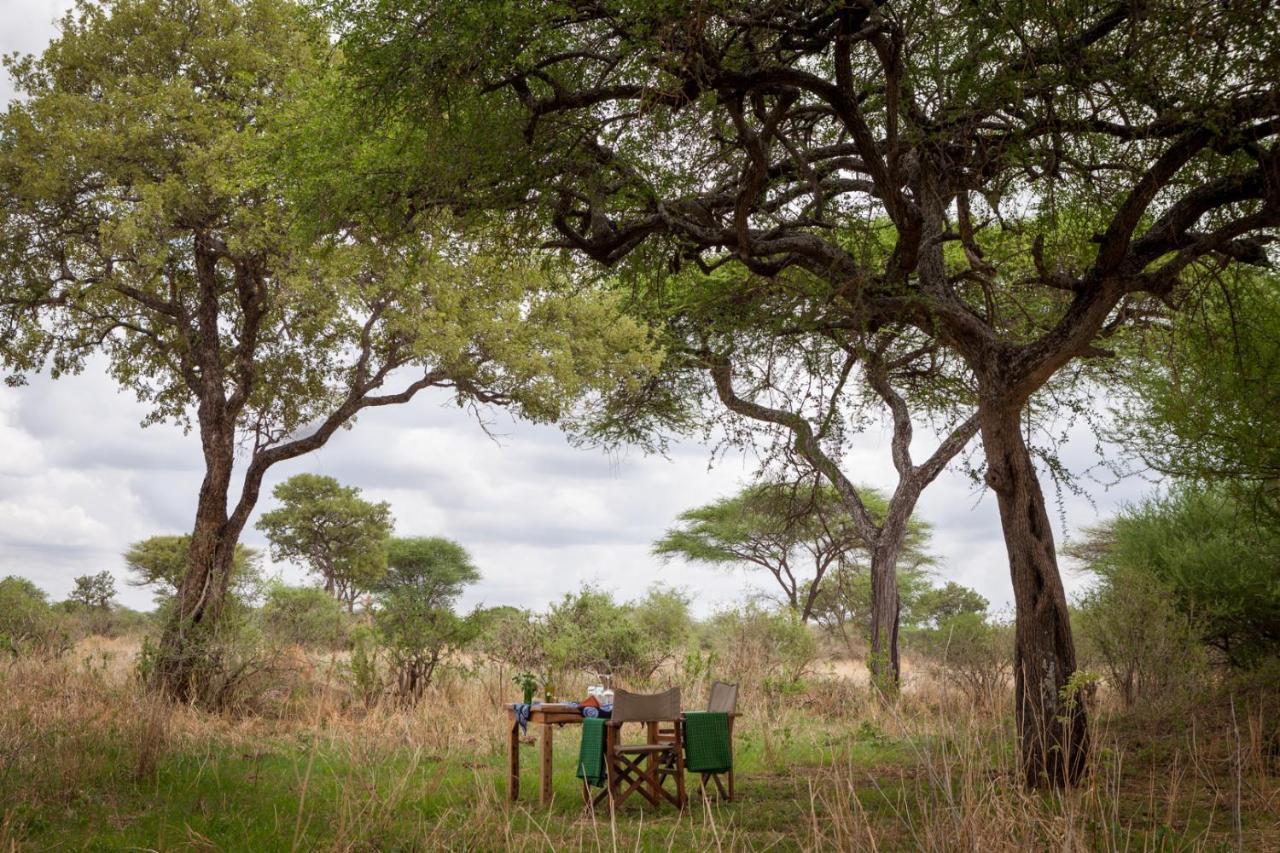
[522,685,535,705]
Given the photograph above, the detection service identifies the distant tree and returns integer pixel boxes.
[68,571,116,610]
[374,537,480,702]
[656,479,932,636]
[256,474,393,612]
[911,583,989,629]
[808,563,931,661]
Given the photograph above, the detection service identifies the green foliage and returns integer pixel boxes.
[1073,560,1206,709]
[630,585,693,655]
[702,602,817,689]
[345,624,384,707]
[261,582,350,650]
[124,535,263,609]
[0,576,67,657]
[656,480,933,621]
[916,612,1013,706]
[909,582,989,629]
[373,537,480,702]
[1115,272,1280,520]
[56,602,152,641]
[1070,486,1280,668]
[478,608,550,675]
[256,474,393,611]
[542,586,657,682]
[478,585,693,685]
[68,571,116,610]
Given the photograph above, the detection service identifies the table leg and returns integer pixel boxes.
[508,715,520,802]
[540,722,554,807]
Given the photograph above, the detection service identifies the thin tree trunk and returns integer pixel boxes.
[980,403,1088,788]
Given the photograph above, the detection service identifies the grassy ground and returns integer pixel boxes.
[1,638,1276,851]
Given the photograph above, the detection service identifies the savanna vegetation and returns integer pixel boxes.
[1,0,1278,849]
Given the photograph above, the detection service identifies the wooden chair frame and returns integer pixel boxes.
[587,689,687,811]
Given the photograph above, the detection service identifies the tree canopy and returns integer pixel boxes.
[327,0,1280,787]
[655,479,932,622]
[0,0,660,698]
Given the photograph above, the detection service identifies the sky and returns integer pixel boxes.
[0,0,1154,616]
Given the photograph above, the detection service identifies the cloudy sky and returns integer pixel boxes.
[0,0,1153,615]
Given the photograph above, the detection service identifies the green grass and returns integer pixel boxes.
[3,702,918,850]
[2,652,1275,850]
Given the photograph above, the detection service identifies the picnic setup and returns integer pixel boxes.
[506,682,739,809]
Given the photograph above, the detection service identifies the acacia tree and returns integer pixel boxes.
[256,473,393,611]
[654,478,931,633]
[333,0,1280,785]
[692,329,976,686]
[0,0,656,701]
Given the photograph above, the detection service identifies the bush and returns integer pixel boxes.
[480,608,552,675]
[702,602,816,690]
[1070,487,1280,668]
[261,582,350,649]
[1075,564,1209,708]
[916,612,1013,706]
[374,537,479,703]
[56,601,152,640]
[0,576,68,657]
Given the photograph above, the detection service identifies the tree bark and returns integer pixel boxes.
[867,519,904,689]
[979,403,1088,788]
[153,448,243,700]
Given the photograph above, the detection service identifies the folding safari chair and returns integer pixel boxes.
[697,680,738,800]
[594,687,686,810]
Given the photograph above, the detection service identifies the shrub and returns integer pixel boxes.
[0,576,68,657]
[702,602,816,689]
[1070,487,1280,668]
[261,582,350,649]
[480,608,552,675]
[56,601,152,640]
[917,612,1013,706]
[1074,564,1208,708]
[543,587,653,682]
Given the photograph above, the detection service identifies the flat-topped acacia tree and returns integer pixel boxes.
[0,0,656,701]
[333,0,1280,785]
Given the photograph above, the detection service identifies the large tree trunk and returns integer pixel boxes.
[153,416,245,701]
[980,403,1088,788]
[867,528,904,690]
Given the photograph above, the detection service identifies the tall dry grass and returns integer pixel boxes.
[1,636,1275,851]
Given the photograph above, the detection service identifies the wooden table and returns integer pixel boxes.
[504,704,739,806]
[505,703,586,806]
